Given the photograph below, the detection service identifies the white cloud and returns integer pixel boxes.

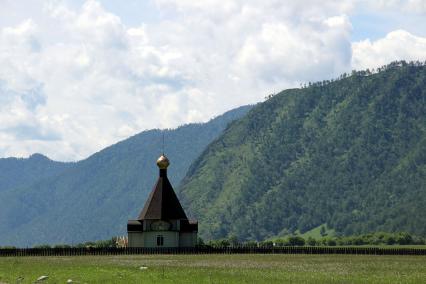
[235,15,352,85]
[352,30,426,70]
[369,0,426,14]
[148,0,355,105]
[0,0,195,160]
[0,0,425,161]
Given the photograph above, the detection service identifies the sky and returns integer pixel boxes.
[1,0,426,161]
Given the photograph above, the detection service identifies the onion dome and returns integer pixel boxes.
[156,154,170,169]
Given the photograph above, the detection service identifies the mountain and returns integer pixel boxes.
[0,154,72,192]
[0,105,252,246]
[178,62,426,241]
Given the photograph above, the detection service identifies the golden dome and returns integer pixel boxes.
[156,154,170,169]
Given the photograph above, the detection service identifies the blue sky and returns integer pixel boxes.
[350,9,426,41]
[0,0,426,161]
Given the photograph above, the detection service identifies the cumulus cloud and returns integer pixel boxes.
[235,16,352,85]
[148,0,355,107]
[369,0,426,14]
[0,0,425,161]
[0,1,194,160]
[352,30,426,70]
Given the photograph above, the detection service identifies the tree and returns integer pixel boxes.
[396,233,413,245]
[320,226,327,237]
[326,238,337,246]
[197,237,205,246]
[259,240,274,248]
[287,236,305,246]
[228,235,239,247]
[207,239,230,248]
[244,240,258,247]
[307,237,317,246]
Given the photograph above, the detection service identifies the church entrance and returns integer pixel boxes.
[157,235,164,246]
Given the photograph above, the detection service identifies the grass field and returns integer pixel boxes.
[0,254,426,283]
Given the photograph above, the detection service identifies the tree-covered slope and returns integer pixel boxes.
[0,154,72,192]
[0,105,251,246]
[178,63,426,241]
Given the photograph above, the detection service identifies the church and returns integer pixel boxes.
[127,154,198,247]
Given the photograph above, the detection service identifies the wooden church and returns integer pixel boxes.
[127,154,198,247]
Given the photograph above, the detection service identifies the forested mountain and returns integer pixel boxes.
[0,105,251,246]
[178,62,426,241]
[0,154,72,192]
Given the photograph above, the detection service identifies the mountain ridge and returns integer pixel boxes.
[178,62,426,241]
[0,153,73,193]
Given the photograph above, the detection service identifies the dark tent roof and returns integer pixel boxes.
[138,169,188,220]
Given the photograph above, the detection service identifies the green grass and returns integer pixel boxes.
[270,224,335,241]
[0,254,426,283]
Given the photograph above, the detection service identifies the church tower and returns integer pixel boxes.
[127,155,198,247]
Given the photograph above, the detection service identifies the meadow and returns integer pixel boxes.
[0,254,426,283]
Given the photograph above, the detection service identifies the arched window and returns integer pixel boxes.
[157,235,164,246]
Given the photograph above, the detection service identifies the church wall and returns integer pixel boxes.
[128,232,144,247]
[179,232,197,247]
[143,231,179,247]
[128,230,197,247]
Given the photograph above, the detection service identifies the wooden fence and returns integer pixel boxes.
[1,246,426,257]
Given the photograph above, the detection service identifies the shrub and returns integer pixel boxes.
[197,237,205,246]
[273,239,287,246]
[396,232,413,245]
[228,235,240,247]
[243,241,258,248]
[207,239,231,248]
[287,236,305,246]
[53,244,72,248]
[306,237,317,246]
[326,238,337,246]
[259,241,273,248]
[33,244,51,249]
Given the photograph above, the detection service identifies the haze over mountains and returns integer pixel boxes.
[1,62,425,246]
[0,105,251,246]
[0,154,73,193]
[178,62,426,241]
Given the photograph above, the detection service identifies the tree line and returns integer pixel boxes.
[203,232,425,248]
[1,232,424,249]
[264,60,426,100]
